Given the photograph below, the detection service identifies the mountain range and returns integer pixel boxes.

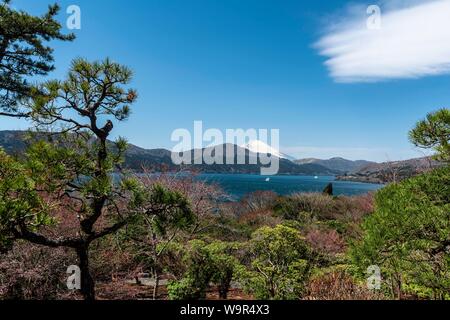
[0,131,337,175]
[294,157,375,173]
[0,130,440,180]
[336,157,442,184]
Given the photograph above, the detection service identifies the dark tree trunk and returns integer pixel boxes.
[76,245,95,300]
[269,279,276,299]
[218,284,229,299]
[152,269,159,300]
[151,233,159,300]
[218,272,233,299]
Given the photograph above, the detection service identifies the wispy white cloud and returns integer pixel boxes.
[315,0,450,83]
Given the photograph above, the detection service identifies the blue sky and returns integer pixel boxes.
[3,0,450,161]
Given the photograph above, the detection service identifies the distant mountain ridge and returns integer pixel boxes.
[336,157,443,184]
[0,130,28,155]
[0,130,338,175]
[181,143,338,175]
[295,157,375,173]
[3,130,439,180]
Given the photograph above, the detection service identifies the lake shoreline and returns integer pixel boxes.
[193,173,383,200]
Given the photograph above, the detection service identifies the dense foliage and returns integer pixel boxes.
[167,240,243,300]
[409,108,450,162]
[352,166,450,299]
[239,225,314,299]
[0,0,74,115]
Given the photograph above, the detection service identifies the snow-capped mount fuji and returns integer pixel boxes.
[0,131,339,175]
[241,140,296,161]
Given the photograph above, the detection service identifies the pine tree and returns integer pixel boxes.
[409,108,450,162]
[0,0,74,116]
[0,59,192,300]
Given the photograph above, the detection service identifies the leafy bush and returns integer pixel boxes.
[273,192,373,224]
[206,241,244,299]
[167,240,242,300]
[167,240,213,300]
[239,225,314,299]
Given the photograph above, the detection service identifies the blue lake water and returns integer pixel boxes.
[194,174,383,200]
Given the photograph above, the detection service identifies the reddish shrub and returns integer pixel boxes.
[0,242,76,299]
[333,193,374,222]
[305,228,346,256]
[304,271,384,300]
[238,209,282,229]
[241,191,278,213]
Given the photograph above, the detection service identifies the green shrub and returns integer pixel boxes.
[351,166,450,299]
[167,240,243,300]
[239,225,314,299]
[274,193,334,222]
